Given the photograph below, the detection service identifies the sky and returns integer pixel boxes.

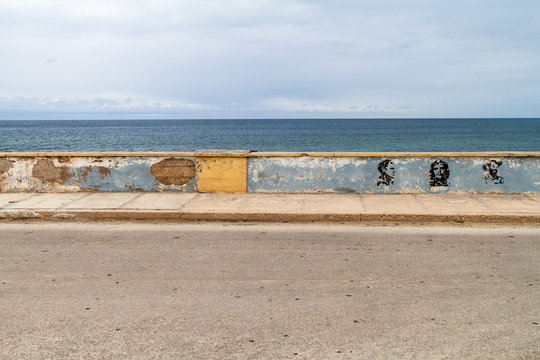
[0,0,539,119]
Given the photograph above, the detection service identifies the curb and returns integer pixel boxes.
[0,210,539,225]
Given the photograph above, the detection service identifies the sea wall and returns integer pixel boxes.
[0,151,538,194]
[0,154,198,192]
[248,153,539,194]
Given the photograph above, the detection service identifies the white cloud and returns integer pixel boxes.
[260,98,403,115]
[0,94,210,112]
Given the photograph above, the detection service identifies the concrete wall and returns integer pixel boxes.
[0,154,197,192]
[248,154,539,194]
[0,151,538,194]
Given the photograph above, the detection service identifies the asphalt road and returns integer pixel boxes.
[1,223,539,359]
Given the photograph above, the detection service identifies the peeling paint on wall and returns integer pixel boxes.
[98,166,111,177]
[150,158,196,186]
[0,158,14,191]
[0,158,13,174]
[0,156,197,192]
[32,159,73,185]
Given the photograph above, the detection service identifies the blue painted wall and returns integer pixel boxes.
[248,156,540,194]
[0,156,198,192]
[67,157,198,192]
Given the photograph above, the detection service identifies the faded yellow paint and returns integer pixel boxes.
[196,156,247,193]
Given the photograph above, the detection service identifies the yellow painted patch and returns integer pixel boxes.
[196,156,247,193]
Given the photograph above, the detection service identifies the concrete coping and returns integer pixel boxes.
[0,152,196,158]
[194,150,253,157]
[0,151,539,158]
[248,151,540,158]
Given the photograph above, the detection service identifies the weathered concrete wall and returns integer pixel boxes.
[0,152,539,194]
[0,155,197,192]
[248,153,540,194]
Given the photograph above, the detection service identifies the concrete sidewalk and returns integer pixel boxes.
[0,192,539,224]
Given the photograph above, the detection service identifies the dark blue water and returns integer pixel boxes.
[0,119,538,152]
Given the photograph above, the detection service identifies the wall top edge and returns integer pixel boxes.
[0,152,197,157]
[248,151,540,158]
[0,151,539,158]
[195,149,252,157]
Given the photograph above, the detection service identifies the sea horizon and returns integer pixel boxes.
[0,118,538,153]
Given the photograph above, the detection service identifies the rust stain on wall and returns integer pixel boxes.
[32,159,73,185]
[98,166,111,177]
[78,166,112,183]
[79,167,90,180]
[151,158,196,186]
[0,158,13,174]
[0,158,14,191]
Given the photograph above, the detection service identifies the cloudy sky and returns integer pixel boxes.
[0,0,539,119]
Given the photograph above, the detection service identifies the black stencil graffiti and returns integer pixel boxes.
[429,160,450,187]
[377,159,395,186]
[483,160,504,184]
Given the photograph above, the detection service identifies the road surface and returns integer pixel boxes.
[1,223,539,359]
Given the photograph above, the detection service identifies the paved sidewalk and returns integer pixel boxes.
[0,192,539,224]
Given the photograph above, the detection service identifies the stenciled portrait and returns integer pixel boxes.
[376,159,395,186]
[483,159,504,184]
[429,160,450,187]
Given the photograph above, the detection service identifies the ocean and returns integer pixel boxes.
[0,118,538,152]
